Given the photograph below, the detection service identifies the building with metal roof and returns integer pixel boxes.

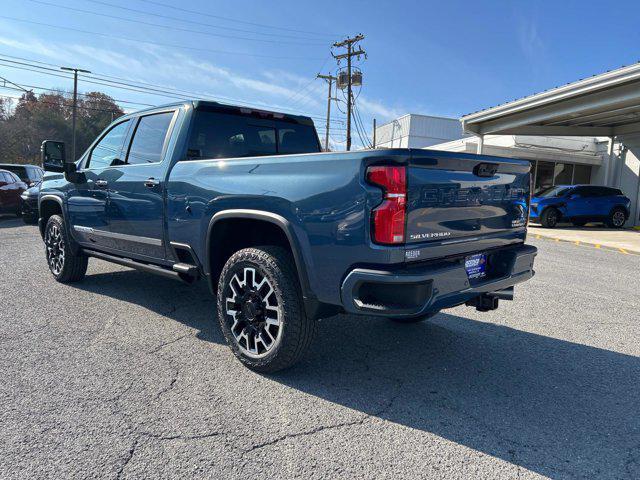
[458,62,640,226]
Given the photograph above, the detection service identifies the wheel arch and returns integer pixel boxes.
[204,209,320,318]
[609,204,630,218]
[38,195,64,239]
[541,204,563,219]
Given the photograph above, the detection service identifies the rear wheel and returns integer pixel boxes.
[390,310,440,324]
[44,215,88,282]
[540,207,560,228]
[607,208,627,228]
[217,246,315,373]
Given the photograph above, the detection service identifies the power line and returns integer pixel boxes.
[28,0,328,46]
[285,56,331,106]
[0,74,29,93]
[80,0,328,42]
[0,60,148,107]
[0,93,124,113]
[0,56,346,125]
[353,101,372,148]
[0,15,325,60]
[136,0,339,38]
[14,83,153,107]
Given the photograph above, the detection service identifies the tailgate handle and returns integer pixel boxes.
[473,162,498,177]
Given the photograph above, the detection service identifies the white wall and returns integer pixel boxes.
[617,134,640,226]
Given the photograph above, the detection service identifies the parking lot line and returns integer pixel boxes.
[529,232,640,256]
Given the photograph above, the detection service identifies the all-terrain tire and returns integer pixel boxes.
[44,215,88,282]
[216,246,315,373]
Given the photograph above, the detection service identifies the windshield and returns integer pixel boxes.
[186,111,320,160]
[0,165,27,182]
[535,186,572,198]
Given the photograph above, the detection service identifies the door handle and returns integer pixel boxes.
[95,179,108,188]
[144,178,160,188]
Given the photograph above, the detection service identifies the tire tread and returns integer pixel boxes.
[216,246,315,373]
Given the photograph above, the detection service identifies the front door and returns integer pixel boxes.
[106,110,176,259]
[68,119,131,248]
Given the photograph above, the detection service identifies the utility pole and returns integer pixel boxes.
[333,34,365,151]
[372,118,376,148]
[61,66,91,161]
[317,73,337,151]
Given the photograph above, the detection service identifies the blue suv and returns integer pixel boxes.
[530,185,630,228]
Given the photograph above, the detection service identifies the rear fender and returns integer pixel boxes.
[204,209,323,319]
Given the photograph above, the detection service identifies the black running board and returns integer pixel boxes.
[83,249,196,283]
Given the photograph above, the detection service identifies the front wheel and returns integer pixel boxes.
[540,208,560,228]
[44,215,88,282]
[217,246,315,373]
[607,208,627,228]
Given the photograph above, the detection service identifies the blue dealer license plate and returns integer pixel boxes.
[465,253,487,280]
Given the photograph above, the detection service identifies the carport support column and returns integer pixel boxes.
[605,137,615,186]
[476,134,484,154]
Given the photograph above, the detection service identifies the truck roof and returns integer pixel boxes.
[124,100,316,127]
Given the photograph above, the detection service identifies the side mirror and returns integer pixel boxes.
[41,140,66,173]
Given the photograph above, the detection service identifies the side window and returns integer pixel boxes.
[602,187,621,196]
[579,186,597,198]
[87,120,130,169]
[126,112,174,165]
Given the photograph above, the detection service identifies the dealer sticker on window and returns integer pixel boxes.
[465,253,487,280]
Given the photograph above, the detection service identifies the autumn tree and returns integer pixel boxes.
[0,90,124,165]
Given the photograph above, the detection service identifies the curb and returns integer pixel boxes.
[531,233,640,256]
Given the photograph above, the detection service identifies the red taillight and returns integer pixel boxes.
[367,166,406,245]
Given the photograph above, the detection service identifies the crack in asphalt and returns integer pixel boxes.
[147,332,191,354]
[242,378,404,456]
[115,437,139,480]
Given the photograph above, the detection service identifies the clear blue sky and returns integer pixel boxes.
[1,0,640,148]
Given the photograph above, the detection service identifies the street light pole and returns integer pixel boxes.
[61,66,91,162]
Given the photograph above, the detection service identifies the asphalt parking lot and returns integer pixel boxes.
[1,216,639,479]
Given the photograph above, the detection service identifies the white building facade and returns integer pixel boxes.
[374,114,467,148]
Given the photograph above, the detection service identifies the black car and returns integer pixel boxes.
[20,180,41,224]
[0,164,43,186]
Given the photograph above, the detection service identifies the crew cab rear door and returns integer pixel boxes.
[404,150,530,258]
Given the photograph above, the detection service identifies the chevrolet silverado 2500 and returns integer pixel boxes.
[38,101,537,372]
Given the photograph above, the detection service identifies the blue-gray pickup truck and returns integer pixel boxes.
[38,100,537,372]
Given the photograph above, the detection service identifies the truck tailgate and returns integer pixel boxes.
[405,150,530,258]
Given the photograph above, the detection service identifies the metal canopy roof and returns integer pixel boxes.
[461,63,640,137]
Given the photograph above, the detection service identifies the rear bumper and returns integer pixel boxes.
[340,243,537,318]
